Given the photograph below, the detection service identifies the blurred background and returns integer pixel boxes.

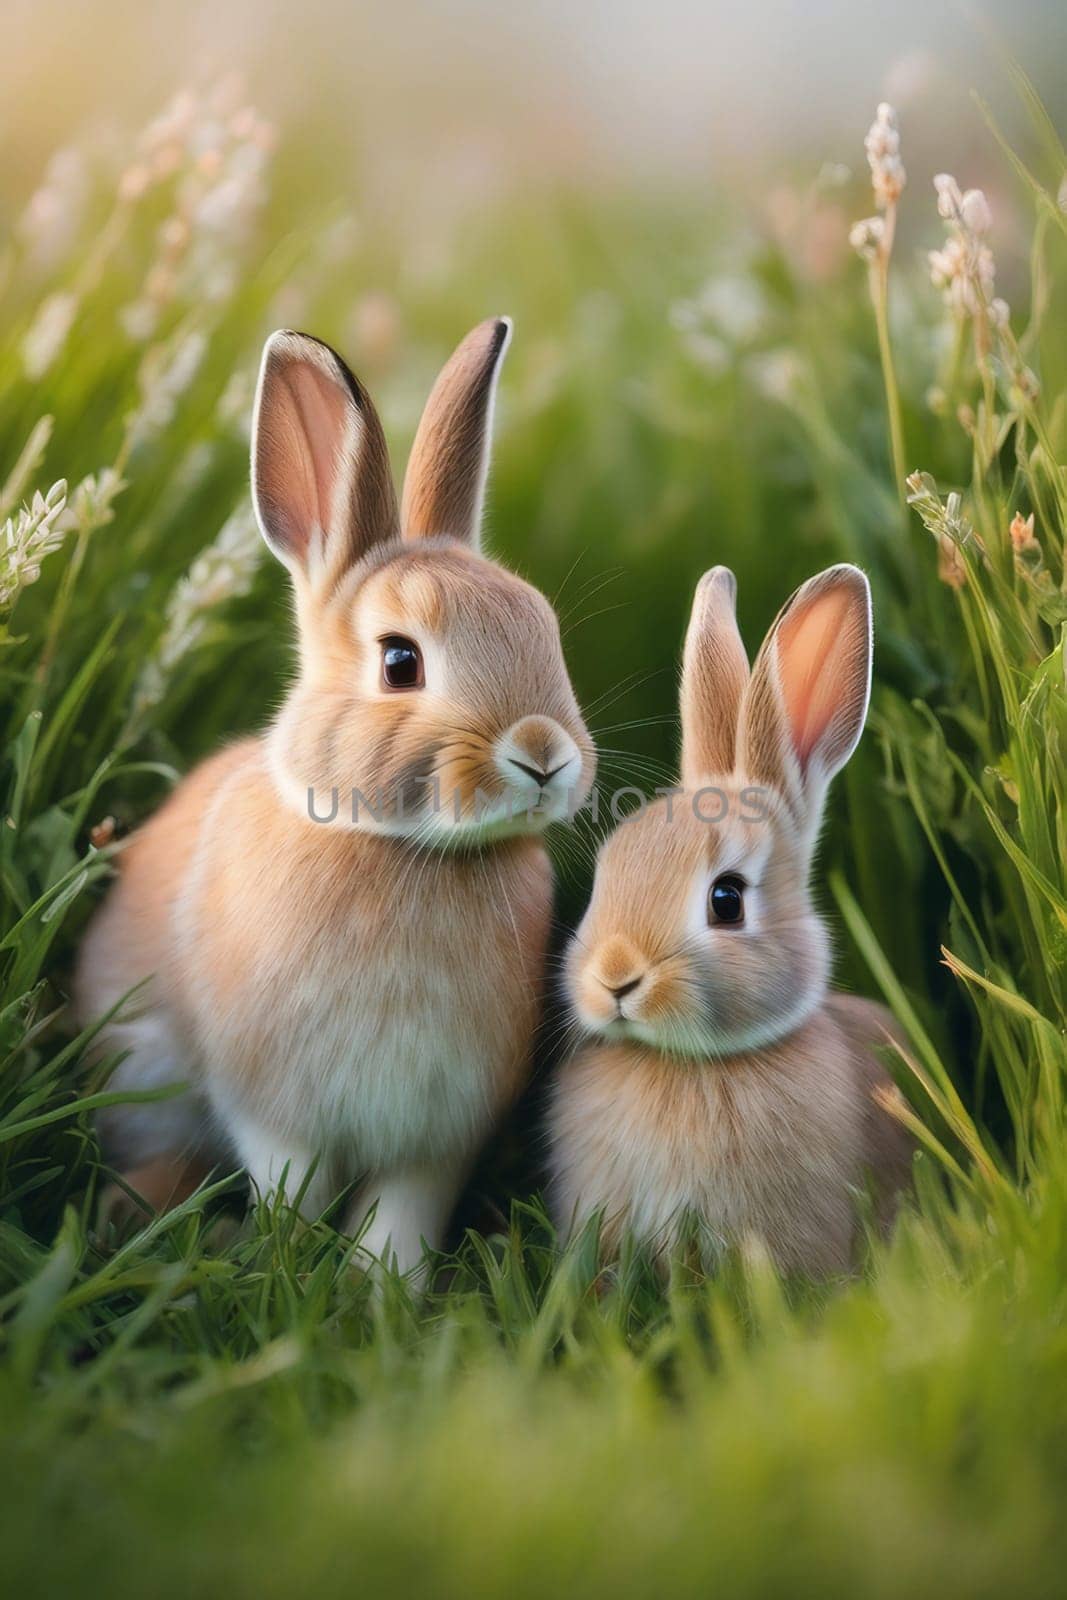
[4,0,1067,195]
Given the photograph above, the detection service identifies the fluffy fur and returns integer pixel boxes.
[76,318,595,1273]
[548,564,911,1275]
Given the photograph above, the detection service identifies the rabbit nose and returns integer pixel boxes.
[603,975,643,1000]
[507,715,558,767]
[507,756,569,786]
[498,717,580,790]
[587,935,647,1004]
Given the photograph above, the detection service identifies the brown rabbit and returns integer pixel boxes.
[76,318,595,1272]
[548,564,911,1275]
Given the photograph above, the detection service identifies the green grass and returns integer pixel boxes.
[1,76,1065,1597]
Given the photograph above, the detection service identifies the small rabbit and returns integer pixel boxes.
[548,564,911,1275]
[76,318,595,1272]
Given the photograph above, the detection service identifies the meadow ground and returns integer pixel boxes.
[0,77,1065,1598]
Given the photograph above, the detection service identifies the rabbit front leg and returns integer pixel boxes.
[228,1110,334,1218]
[347,1157,467,1278]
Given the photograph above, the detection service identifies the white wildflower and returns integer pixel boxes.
[933,173,963,220]
[21,292,78,379]
[120,300,159,342]
[671,271,767,366]
[119,82,275,339]
[181,507,261,616]
[126,330,208,448]
[696,275,767,342]
[142,90,198,154]
[0,481,68,611]
[864,103,906,210]
[681,331,731,375]
[129,504,263,720]
[851,104,904,268]
[159,215,190,253]
[18,147,90,269]
[160,330,206,397]
[959,188,992,236]
[906,470,982,590]
[928,175,999,324]
[747,348,803,404]
[215,369,256,437]
[0,417,54,519]
[57,469,126,535]
[118,164,152,203]
[849,216,885,262]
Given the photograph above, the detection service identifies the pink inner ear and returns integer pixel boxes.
[776,586,866,772]
[258,360,352,564]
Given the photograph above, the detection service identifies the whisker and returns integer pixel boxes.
[556,568,624,632]
[581,666,667,720]
[549,548,590,611]
[562,600,628,638]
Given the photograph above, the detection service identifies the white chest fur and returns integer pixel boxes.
[550,1027,863,1273]
[180,801,550,1169]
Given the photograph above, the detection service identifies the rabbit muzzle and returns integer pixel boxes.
[494,715,585,822]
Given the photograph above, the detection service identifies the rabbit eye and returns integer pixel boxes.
[381,636,424,691]
[708,874,745,926]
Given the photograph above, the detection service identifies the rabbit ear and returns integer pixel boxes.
[737,564,872,827]
[401,317,512,546]
[252,331,398,588]
[680,566,749,786]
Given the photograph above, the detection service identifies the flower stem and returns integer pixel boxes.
[870,245,908,509]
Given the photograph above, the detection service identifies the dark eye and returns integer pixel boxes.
[708,874,745,926]
[381,636,423,691]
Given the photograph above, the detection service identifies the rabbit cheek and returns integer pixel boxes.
[436,743,499,821]
[636,966,692,1033]
[705,916,829,1052]
[392,746,442,817]
[573,977,619,1030]
[337,701,430,825]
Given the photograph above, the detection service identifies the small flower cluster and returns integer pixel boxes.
[0,481,68,611]
[850,103,905,263]
[130,504,263,720]
[928,174,1009,329]
[126,328,208,450]
[905,470,977,590]
[119,81,275,342]
[1006,511,1064,623]
[865,103,907,208]
[848,217,886,263]
[1009,511,1038,557]
[670,271,769,374]
[17,146,91,271]
[16,80,275,379]
[215,369,257,440]
[21,291,79,380]
[58,469,126,536]
[0,417,54,519]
